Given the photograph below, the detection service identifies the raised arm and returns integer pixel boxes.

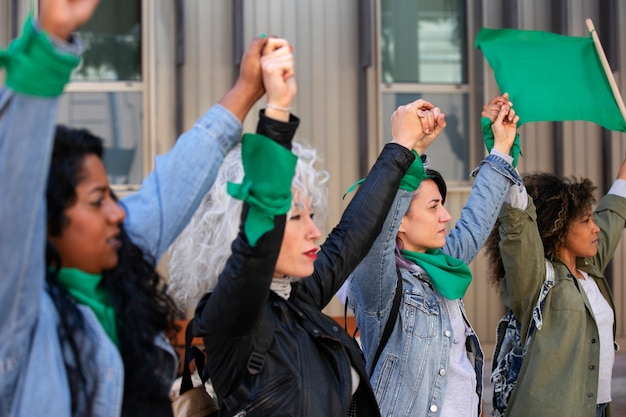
[195,38,297,334]
[443,95,522,263]
[593,152,626,272]
[120,36,269,260]
[304,99,443,309]
[0,0,97,410]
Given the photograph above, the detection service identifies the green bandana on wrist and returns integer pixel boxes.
[399,150,430,192]
[0,15,80,96]
[56,268,119,346]
[227,133,297,246]
[343,149,426,199]
[401,249,472,299]
[481,117,521,167]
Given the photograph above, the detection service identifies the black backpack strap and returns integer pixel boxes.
[180,318,206,395]
[343,293,359,339]
[222,316,274,412]
[370,267,403,374]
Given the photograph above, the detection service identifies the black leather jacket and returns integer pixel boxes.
[194,112,415,416]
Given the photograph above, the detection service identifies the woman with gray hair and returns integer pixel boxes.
[167,41,447,414]
[168,141,328,313]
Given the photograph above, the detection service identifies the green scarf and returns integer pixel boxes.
[401,249,472,299]
[56,268,119,346]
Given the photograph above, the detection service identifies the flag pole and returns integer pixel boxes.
[586,18,626,124]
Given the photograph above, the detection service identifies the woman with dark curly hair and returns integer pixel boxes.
[46,126,181,416]
[0,0,277,415]
[485,161,626,417]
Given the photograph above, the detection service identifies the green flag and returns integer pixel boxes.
[475,27,626,132]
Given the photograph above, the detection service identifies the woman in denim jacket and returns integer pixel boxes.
[0,1,274,415]
[347,96,522,417]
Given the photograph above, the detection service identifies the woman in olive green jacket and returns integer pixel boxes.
[485,153,626,417]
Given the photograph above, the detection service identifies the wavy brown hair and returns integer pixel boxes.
[485,172,597,286]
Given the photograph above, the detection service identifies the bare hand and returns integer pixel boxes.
[261,38,296,121]
[236,36,271,105]
[391,99,445,155]
[39,0,100,41]
[482,93,515,123]
[491,104,519,154]
[219,35,270,122]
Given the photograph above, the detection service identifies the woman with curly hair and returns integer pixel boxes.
[485,160,626,417]
[0,0,280,414]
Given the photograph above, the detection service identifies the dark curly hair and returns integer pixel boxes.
[485,172,597,286]
[47,126,178,415]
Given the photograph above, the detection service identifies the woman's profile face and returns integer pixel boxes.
[560,208,600,260]
[274,196,321,278]
[48,155,126,274]
[397,179,451,253]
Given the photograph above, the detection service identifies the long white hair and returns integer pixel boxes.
[167,142,329,313]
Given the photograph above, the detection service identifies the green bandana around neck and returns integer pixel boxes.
[0,15,80,96]
[56,268,119,346]
[481,117,522,167]
[401,249,472,299]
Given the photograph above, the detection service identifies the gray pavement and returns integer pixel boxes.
[482,352,626,416]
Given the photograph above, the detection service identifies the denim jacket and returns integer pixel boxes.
[348,153,522,417]
[0,80,242,416]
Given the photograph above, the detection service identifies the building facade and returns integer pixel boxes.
[2,0,626,353]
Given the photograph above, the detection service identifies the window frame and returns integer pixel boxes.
[375,0,482,185]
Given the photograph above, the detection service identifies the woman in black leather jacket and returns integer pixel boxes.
[167,38,446,416]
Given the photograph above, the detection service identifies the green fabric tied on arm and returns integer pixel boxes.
[343,150,425,199]
[399,150,429,192]
[228,133,297,247]
[0,15,80,96]
[481,117,521,167]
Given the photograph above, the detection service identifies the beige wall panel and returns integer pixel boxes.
[569,0,598,35]
[0,0,8,84]
[515,123,555,174]
[182,1,234,131]
[147,1,177,159]
[518,0,551,30]
[561,122,603,185]
[481,0,503,28]
[0,0,9,48]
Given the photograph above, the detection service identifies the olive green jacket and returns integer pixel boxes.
[498,193,626,417]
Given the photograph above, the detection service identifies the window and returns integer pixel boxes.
[380,0,472,181]
[56,0,143,186]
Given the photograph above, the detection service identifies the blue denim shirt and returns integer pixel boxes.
[348,153,522,417]
[0,84,242,416]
